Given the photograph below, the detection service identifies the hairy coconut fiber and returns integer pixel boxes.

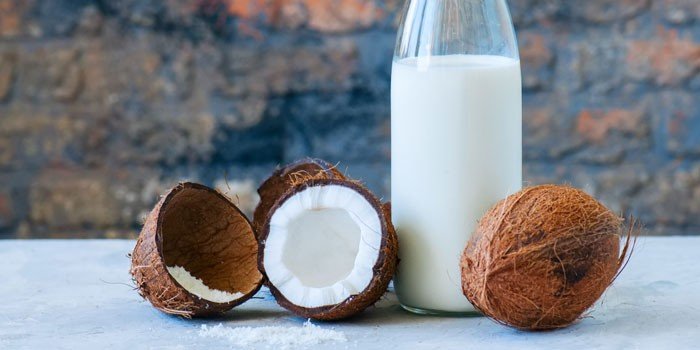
[461,185,633,330]
[258,178,398,320]
[253,158,345,234]
[130,182,263,317]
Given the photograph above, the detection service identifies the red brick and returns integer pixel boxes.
[571,0,650,23]
[29,168,121,229]
[626,28,700,86]
[519,32,554,90]
[223,0,385,32]
[523,106,585,160]
[220,42,358,97]
[305,0,384,32]
[0,0,22,37]
[0,52,16,101]
[0,189,13,229]
[50,49,84,102]
[576,108,646,143]
[223,0,266,20]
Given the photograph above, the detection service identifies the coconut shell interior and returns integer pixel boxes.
[159,185,262,296]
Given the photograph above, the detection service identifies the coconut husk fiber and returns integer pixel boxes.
[258,177,398,320]
[130,182,263,317]
[461,184,633,330]
[253,158,345,234]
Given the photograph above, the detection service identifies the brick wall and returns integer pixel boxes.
[1,0,699,237]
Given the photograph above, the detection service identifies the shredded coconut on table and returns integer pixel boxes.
[198,319,347,349]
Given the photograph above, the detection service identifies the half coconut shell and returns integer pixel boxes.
[258,177,398,320]
[131,182,263,317]
[253,158,345,234]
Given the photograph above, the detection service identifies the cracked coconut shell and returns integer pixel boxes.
[461,184,632,330]
[253,158,345,235]
[131,182,263,317]
[258,176,398,320]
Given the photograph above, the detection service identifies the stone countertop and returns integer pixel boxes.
[1,237,698,349]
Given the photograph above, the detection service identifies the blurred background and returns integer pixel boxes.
[0,0,699,238]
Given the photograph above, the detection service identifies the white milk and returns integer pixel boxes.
[391,54,522,312]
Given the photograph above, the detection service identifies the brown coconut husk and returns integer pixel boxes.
[253,158,345,234]
[258,177,398,320]
[461,184,634,330]
[130,182,263,318]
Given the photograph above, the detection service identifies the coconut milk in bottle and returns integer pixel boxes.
[391,0,522,314]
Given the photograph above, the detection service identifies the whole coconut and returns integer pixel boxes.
[461,185,632,330]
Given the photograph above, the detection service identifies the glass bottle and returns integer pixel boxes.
[391,0,521,315]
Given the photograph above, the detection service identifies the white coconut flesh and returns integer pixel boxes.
[263,184,382,308]
[166,266,244,303]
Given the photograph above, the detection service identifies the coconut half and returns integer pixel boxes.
[131,182,263,317]
[253,158,345,234]
[258,178,397,320]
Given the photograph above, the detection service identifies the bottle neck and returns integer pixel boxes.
[395,0,519,61]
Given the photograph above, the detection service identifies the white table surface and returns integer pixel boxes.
[1,237,698,350]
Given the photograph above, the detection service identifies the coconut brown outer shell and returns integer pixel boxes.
[461,185,624,330]
[258,178,398,320]
[253,158,345,235]
[130,182,263,318]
